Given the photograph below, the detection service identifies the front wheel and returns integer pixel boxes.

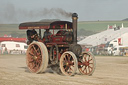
[78,52,96,75]
[59,51,78,76]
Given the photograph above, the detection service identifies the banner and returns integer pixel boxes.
[118,38,121,45]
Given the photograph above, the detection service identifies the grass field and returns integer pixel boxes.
[1,20,128,37]
[78,20,128,32]
[0,24,26,37]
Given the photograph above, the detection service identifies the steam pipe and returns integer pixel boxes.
[72,13,78,44]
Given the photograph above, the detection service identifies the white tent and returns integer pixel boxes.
[78,27,128,46]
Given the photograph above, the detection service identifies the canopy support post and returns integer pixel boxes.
[39,29,42,39]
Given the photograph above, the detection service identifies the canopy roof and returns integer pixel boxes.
[19,21,72,30]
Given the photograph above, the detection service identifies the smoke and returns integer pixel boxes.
[33,8,72,20]
[0,3,18,23]
[0,3,72,24]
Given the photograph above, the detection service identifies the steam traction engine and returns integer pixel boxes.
[19,13,96,76]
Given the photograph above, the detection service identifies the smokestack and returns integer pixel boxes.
[72,13,78,44]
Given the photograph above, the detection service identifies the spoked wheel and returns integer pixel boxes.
[26,41,48,73]
[78,52,96,75]
[60,51,78,76]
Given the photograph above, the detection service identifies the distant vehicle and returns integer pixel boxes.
[105,38,121,55]
[105,40,128,56]
[115,46,128,56]
[0,41,28,54]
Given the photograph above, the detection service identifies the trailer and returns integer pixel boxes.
[0,41,28,54]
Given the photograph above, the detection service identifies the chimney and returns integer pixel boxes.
[72,13,78,44]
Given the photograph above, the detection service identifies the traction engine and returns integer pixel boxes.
[19,13,96,76]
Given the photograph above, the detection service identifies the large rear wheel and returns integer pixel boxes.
[60,51,78,76]
[26,41,48,73]
[78,52,96,75]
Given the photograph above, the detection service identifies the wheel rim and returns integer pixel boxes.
[60,51,77,76]
[78,52,96,75]
[27,43,42,73]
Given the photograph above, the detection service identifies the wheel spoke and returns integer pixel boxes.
[89,58,93,62]
[88,55,90,61]
[63,61,67,66]
[37,57,42,61]
[89,63,93,64]
[64,56,68,63]
[37,52,41,56]
[64,66,69,72]
[69,66,73,72]
[37,48,40,53]
[84,55,87,62]
[84,65,87,72]
[88,65,93,70]
[68,55,71,62]
[69,61,74,65]
[65,54,69,61]
[32,61,36,69]
[82,66,85,73]
[80,65,84,68]
[87,66,90,73]
[29,60,34,63]
[32,45,38,55]
[35,61,38,67]
[37,48,41,56]
[28,51,34,56]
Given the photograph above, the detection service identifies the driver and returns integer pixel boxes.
[26,29,38,44]
[43,29,52,42]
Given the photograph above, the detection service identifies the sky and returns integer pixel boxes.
[0,0,128,24]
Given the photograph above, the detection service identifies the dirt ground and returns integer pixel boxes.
[0,55,128,85]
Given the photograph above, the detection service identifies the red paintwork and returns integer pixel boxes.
[0,37,27,43]
[50,21,72,29]
[58,53,61,60]
[46,42,67,45]
[44,34,68,45]
[52,36,64,42]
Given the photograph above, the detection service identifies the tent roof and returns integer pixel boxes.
[78,27,128,46]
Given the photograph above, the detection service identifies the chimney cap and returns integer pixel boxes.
[72,13,78,17]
